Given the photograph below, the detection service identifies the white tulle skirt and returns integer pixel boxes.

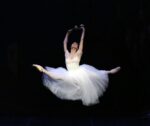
[42,64,109,106]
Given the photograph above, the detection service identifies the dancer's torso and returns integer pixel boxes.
[65,50,82,71]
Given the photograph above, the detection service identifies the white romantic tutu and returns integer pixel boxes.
[42,64,109,106]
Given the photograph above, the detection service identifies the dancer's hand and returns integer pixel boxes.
[32,64,44,72]
[80,24,85,30]
[74,25,78,29]
[80,24,84,27]
[67,29,73,34]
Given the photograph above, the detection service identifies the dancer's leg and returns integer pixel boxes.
[107,66,121,74]
[33,64,63,80]
[42,69,63,80]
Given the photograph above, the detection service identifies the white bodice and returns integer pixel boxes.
[65,51,81,71]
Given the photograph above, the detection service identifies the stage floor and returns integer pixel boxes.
[0,116,149,126]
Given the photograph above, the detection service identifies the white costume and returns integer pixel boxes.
[43,50,109,106]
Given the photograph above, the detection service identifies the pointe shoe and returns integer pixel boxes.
[32,64,43,72]
[109,66,121,74]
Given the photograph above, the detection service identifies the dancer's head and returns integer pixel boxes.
[71,42,78,52]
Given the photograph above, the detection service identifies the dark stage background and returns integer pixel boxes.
[0,0,150,125]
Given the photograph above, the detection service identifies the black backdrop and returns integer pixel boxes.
[0,0,150,118]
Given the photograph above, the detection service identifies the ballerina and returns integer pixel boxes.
[33,24,120,106]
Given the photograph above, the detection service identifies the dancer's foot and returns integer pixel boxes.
[32,64,44,72]
[108,66,121,74]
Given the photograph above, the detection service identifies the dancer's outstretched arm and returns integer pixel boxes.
[63,29,72,53]
[33,64,63,80]
[78,24,85,53]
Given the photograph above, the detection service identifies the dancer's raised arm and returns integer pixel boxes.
[63,29,72,53]
[78,24,85,53]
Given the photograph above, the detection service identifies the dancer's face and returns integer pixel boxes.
[71,42,78,52]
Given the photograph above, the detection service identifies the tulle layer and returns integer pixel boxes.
[43,64,109,106]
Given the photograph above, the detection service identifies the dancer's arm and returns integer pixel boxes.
[63,29,72,53]
[78,24,85,53]
[33,64,62,80]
